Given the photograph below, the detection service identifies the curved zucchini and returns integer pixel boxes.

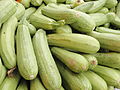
[83,71,108,90]
[0,72,21,90]
[32,29,61,90]
[16,24,38,80]
[88,31,120,52]
[30,77,45,90]
[0,59,7,85]
[56,61,92,90]
[47,33,100,53]
[51,47,89,73]
[0,16,17,69]
[0,0,16,24]
[17,80,28,90]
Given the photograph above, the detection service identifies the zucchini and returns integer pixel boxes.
[32,29,61,90]
[116,2,120,18]
[16,24,38,80]
[30,77,45,90]
[20,0,31,8]
[47,33,100,53]
[88,31,120,52]
[105,0,118,8]
[108,86,114,90]
[83,71,108,90]
[17,79,28,90]
[0,16,17,69]
[43,0,57,4]
[51,47,89,73]
[96,7,109,14]
[31,0,42,6]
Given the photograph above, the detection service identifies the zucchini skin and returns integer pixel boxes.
[33,29,61,90]
[47,33,100,54]
[16,24,38,80]
[0,16,18,69]
[17,79,28,90]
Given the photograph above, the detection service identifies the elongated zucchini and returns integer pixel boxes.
[0,72,21,90]
[14,2,25,20]
[20,0,31,8]
[96,27,120,35]
[104,23,110,28]
[111,15,120,28]
[47,33,100,53]
[43,0,57,4]
[16,24,38,80]
[83,71,108,90]
[93,65,120,88]
[96,7,109,14]
[51,47,89,73]
[30,77,45,90]
[93,52,120,69]
[116,2,120,18]
[0,16,17,69]
[105,0,118,8]
[56,61,92,90]
[17,79,28,90]
[31,0,42,6]
[32,29,61,90]
[88,31,120,52]
[0,59,7,85]
[82,54,98,70]
[0,0,16,24]
[55,25,72,34]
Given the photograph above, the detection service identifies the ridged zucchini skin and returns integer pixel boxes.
[14,2,25,20]
[87,0,107,13]
[30,77,45,90]
[0,16,17,69]
[51,47,89,73]
[16,24,38,80]
[83,71,108,90]
[47,33,100,54]
[20,0,31,8]
[96,27,120,35]
[55,25,72,34]
[56,61,92,90]
[93,65,120,88]
[105,0,118,8]
[32,30,61,90]
[0,72,21,90]
[43,0,57,4]
[108,86,114,90]
[111,15,120,28]
[57,0,66,2]
[88,31,120,52]
[96,7,109,14]
[0,0,16,24]
[17,80,28,90]
[93,53,120,69]
[0,59,7,85]
[31,0,42,6]
[82,54,98,70]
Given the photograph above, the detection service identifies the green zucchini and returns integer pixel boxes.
[0,16,17,69]
[17,79,28,90]
[47,33,100,53]
[116,2,120,18]
[43,0,57,4]
[31,0,42,6]
[108,86,114,90]
[20,0,31,8]
[96,7,109,14]
[30,77,45,90]
[105,0,118,8]
[32,29,61,90]
[16,24,38,80]
[111,15,120,28]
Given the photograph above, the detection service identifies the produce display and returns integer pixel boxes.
[1,0,120,90]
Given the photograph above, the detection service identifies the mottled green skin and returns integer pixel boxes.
[30,77,45,90]
[83,71,108,90]
[48,34,100,54]
[105,0,118,8]
[0,72,21,90]
[96,27,120,35]
[0,16,17,69]
[17,80,28,90]
[32,30,61,90]
[97,7,109,14]
[93,65,120,88]
[0,0,16,24]
[93,53,120,69]
[56,61,92,90]
[16,25,38,80]
[51,47,89,73]
[88,31,120,52]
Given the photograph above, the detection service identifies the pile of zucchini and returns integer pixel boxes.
[0,0,120,90]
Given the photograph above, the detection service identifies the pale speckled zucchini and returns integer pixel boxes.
[56,61,92,90]
[32,29,61,90]
[30,77,45,90]
[88,31,120,52]
[47,33,100,53]
[0,16,17,69]
[51,47,89,73]
[16,24,38,80]
[0,72,21,90]
[0,59,7,85]
[0,0,16,24]
[83,71,108,90]
[17,80,28,90]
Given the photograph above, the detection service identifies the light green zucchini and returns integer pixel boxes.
[31,0,42,6]
[105,0,118,8]
[17,80,28,90]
